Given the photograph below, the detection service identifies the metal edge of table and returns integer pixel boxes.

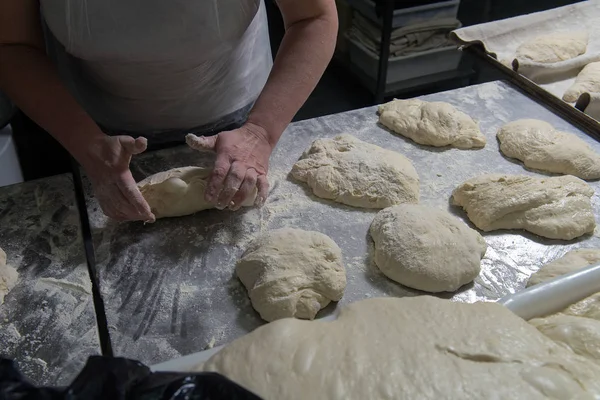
[464,43,600,142]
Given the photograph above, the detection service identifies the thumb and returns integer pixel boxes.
[118,136,148,155]
[186,133,218,152]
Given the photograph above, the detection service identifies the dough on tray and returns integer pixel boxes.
[369,205,486,292]
[451,174,595,240]
[563,62,600,102]
[564,293,600,321]
[291,134,419,208]
[515,32,588,64]
[199,296,600,400]
[138,167,256,219]
[527,248,600,287]
[529,314,600,362]
[0,247,19,306]
[497,119,600,180]
[236,228,346,322]
[377,99,486,149]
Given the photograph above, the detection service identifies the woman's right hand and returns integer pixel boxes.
[79,135,155,222]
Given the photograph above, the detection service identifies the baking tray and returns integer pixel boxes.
[151,262,600,372]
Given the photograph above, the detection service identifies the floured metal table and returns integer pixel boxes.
[83,80,600,367]
[0,175,100,384]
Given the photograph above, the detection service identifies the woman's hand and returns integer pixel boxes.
[186,122,272,211]
[80,135,155,222]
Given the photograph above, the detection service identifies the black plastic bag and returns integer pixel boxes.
[0,356,263,400]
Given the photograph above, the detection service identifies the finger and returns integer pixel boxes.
[229,169,258,211]
[186,133,218,152]
[117,136,146,155]
[118,174,156,222]
[255,175,269,207]
[216,162,246,210]
[205,153,231,203]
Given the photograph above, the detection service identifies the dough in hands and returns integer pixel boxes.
[236,228,346,322]
[515,32,588,64]
[530,314,600,362]
[497,119,600,180]
[138,167,256,219]
[378,99,486,149]
[369,205,486,292]
[527,248,600,287]
[451,174,595,240]
[291,134,419,208]
[564,62,600,102]
[0,247,19,305]
[200,296,600,399]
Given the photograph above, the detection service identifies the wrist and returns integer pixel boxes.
[242,120,277,151]
[68,130,109,169]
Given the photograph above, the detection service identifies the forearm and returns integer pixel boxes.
[247,13,337,147]
[0,45,105,162]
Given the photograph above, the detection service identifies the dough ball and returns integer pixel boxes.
[200,296,600,399]
[370,205,486,292]
[515,32,588,64]
[378,99,486,149]
[564,62,600,102]
[451,174,595,240]
[138,166,256,219]
[291,134,419,208]
[0,247,19,305]
[530,314,600,361]
[236,228,346,322]
[527,248,600,287]
[497,119,600,180]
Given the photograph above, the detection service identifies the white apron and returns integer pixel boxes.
[40,0,272,134]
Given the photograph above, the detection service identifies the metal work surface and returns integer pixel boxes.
[85,81,600,366]
[0,175,100,385]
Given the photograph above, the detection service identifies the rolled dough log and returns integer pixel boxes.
[497,119,600,180]
[199,296,600,399]
[564,62,600,103]
[0,247,19,305]
[291,134,419,208]
[527,248,600,287]
[515,32,588,64]
[369,205,486,292]
[378,99,486,149]
[138,167,256,219]
[451,174,595,240]
[236,228,346,322]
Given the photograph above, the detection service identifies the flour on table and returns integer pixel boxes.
[451,174,596,240]
[199,296,600,399]
[378,99,486,149]
[291,134,419,208]
[369,205,487,293]
[0,247,19,306]
[138,167,256,219]
[515,32,588,64]
[527,248,600,287]
[236,228,346,322]
[497,119,600,180]
[563,61,600,102]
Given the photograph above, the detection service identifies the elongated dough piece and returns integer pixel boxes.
[497,119,600,180]
[563,62,600,102]
[451,174,595,240]
[515,32,588,64]
[527,248,600,287]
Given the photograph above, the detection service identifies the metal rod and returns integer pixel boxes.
[374,0,395,104]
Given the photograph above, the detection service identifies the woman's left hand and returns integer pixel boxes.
[186,122,272,210]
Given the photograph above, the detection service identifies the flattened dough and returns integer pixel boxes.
[370,205,486,292]
[378,99,486,149]
[530,314,600,361]
[200,296,600,399]
[451,174,595,240]
[0,247,19,305]
[236,228,346,322]
[497,119,600,180]
[138,167,256,219]
[291,134,419,208]
[527,248,600,287]
[564,62,600,102]
[564,293,600,321]
[515,32,588,64]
